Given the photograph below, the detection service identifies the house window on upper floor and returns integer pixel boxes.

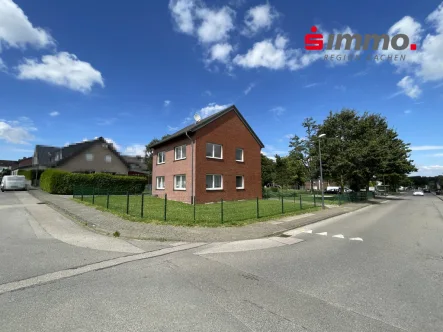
[157,151,165,164]
[174,145,186,160]
[156,176,165,190]
[206,143,222,159]
[235,148,244,162]
[86,153,94,161]
[174,175,186,190]
[236,175,244,189]
[105,155,112,163]
[206,174,223,190]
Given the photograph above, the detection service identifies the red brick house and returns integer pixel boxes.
[149,105,264,204]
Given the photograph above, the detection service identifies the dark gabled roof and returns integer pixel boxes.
[0,160,18,167]
[36,137,129,168]
[148,105,264,149]
[122,155,148,171]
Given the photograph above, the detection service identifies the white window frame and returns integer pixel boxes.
[156,176,165,190]
[157,151,165,164]
[174,145,186,160]
[174,174,186,191]
[206,174,223,190]
[236,175,244,189]
[86,153,94,161]
[235,148,244,162]
[105,155,112,163]
[206,143,223,159]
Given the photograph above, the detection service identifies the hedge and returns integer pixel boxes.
[40,169,148,195]
[17,169,44,180]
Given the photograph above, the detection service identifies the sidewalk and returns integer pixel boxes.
[28,189,376,242]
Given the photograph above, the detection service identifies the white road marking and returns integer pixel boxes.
[349,237,363,241]
[316,232,328,236]
[302,229,313,234]
[332,234,345,239]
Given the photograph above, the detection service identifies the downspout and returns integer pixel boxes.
[185,131,194,204]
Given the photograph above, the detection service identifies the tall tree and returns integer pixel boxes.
[145,138,160,174]
[288,117,318,191]
[261,154,276,186]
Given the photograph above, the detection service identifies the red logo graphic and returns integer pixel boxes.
[305,26,323,50]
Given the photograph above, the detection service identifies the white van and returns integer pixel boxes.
[1,175,27,192]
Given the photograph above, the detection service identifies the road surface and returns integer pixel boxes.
[0,191,442,331]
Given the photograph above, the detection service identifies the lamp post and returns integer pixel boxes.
[318,134,326,209]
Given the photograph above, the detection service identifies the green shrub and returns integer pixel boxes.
[40,169,147,195]
[17,169,44,180]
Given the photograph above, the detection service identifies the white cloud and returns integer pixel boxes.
[169,0,196,35]
[304,83,320,88]
[49,111,59,117]
[410,145,443,151]
[209,43,233,63]
[233,35,288,70]
[97,118,117,126]
[124,144,146,157]
[334,85,347,92]
[0,0,54,49]
[199,102,230,118]
[243,3,278,36]
[431,153,443,157]
[396,76,422,99]
[104,138,122,151]
[404,109,412,114]
[16,52,104,93]
[244,82,255,95]
[284,134,294,139]
[269,106,285,116]
[203,90,212,96]
[412,165,443,176]
[0,116,36,144]
[167,125,179,132]
[262,144,288,157]
[164,100,171,107]
[196,6,235,44]
[0,58,6,72]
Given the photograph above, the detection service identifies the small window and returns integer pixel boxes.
[157,151,165,164]
[174,175,186,190]
[236,176,244,189]
[236,148,244,162]
[156,176,165,190]
[206,143,222,159]
[86,153,94,161]
[206,174,223,190]
[105,155,112,163]
[174,145,186,160]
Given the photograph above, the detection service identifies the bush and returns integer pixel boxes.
[40,169,147,195]
[17,169,44,180]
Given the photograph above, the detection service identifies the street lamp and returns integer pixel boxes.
[318,134,326,209]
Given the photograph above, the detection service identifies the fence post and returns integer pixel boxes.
[281,195,284,214]
[256,197,259,219]
[164,194,167,221]
[294,192,296,204]
[92,188,95,204]
[141,193,144,218]
[106,192,110,209]
[299,195,302,209]
[126,192,129,214]
[81,188,83,201]
[314,193,316,207]
[221,199,224,223]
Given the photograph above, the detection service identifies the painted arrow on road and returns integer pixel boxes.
[316,232,328,236]
[349,237,363,241]
[332,234,345,239]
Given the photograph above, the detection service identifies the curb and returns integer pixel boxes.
[432,192,443,201]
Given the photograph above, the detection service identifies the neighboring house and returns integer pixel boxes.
[123,155,150,177]
[149,105,264,204]
[0,160,18,172]
[11,157,33,175]
[32,137,129,175]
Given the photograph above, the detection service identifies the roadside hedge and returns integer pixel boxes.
[40,169,147,194]
[17,169,44,180]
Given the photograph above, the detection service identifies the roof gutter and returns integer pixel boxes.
[185,131,194,204]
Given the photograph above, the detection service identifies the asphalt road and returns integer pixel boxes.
[0,191,442,331]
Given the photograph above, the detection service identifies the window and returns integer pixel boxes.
[157,151,165,164]
[156,176,165,190]
[235,148,244,162]
[105,155,112,163]
[174,175,186,190]
[236,176,244,189]
[206,143,222,159]
[206,174,223,190]
[86,153,94,161]
[174,145,186,160]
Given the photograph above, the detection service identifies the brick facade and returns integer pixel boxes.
[151,109,262,204]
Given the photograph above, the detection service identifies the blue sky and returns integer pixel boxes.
[0,0,442,176]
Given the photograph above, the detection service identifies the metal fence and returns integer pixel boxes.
[72,187,373,224]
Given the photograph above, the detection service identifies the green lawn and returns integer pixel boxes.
[74,194,322,227]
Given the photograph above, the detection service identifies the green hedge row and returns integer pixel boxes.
[40,169,147,194]
[17,169,44,180]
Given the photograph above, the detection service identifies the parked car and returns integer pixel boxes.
[0,175,27,192]
[436,189,441,195]
[412,190,424,196]
[424,188,431,193]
